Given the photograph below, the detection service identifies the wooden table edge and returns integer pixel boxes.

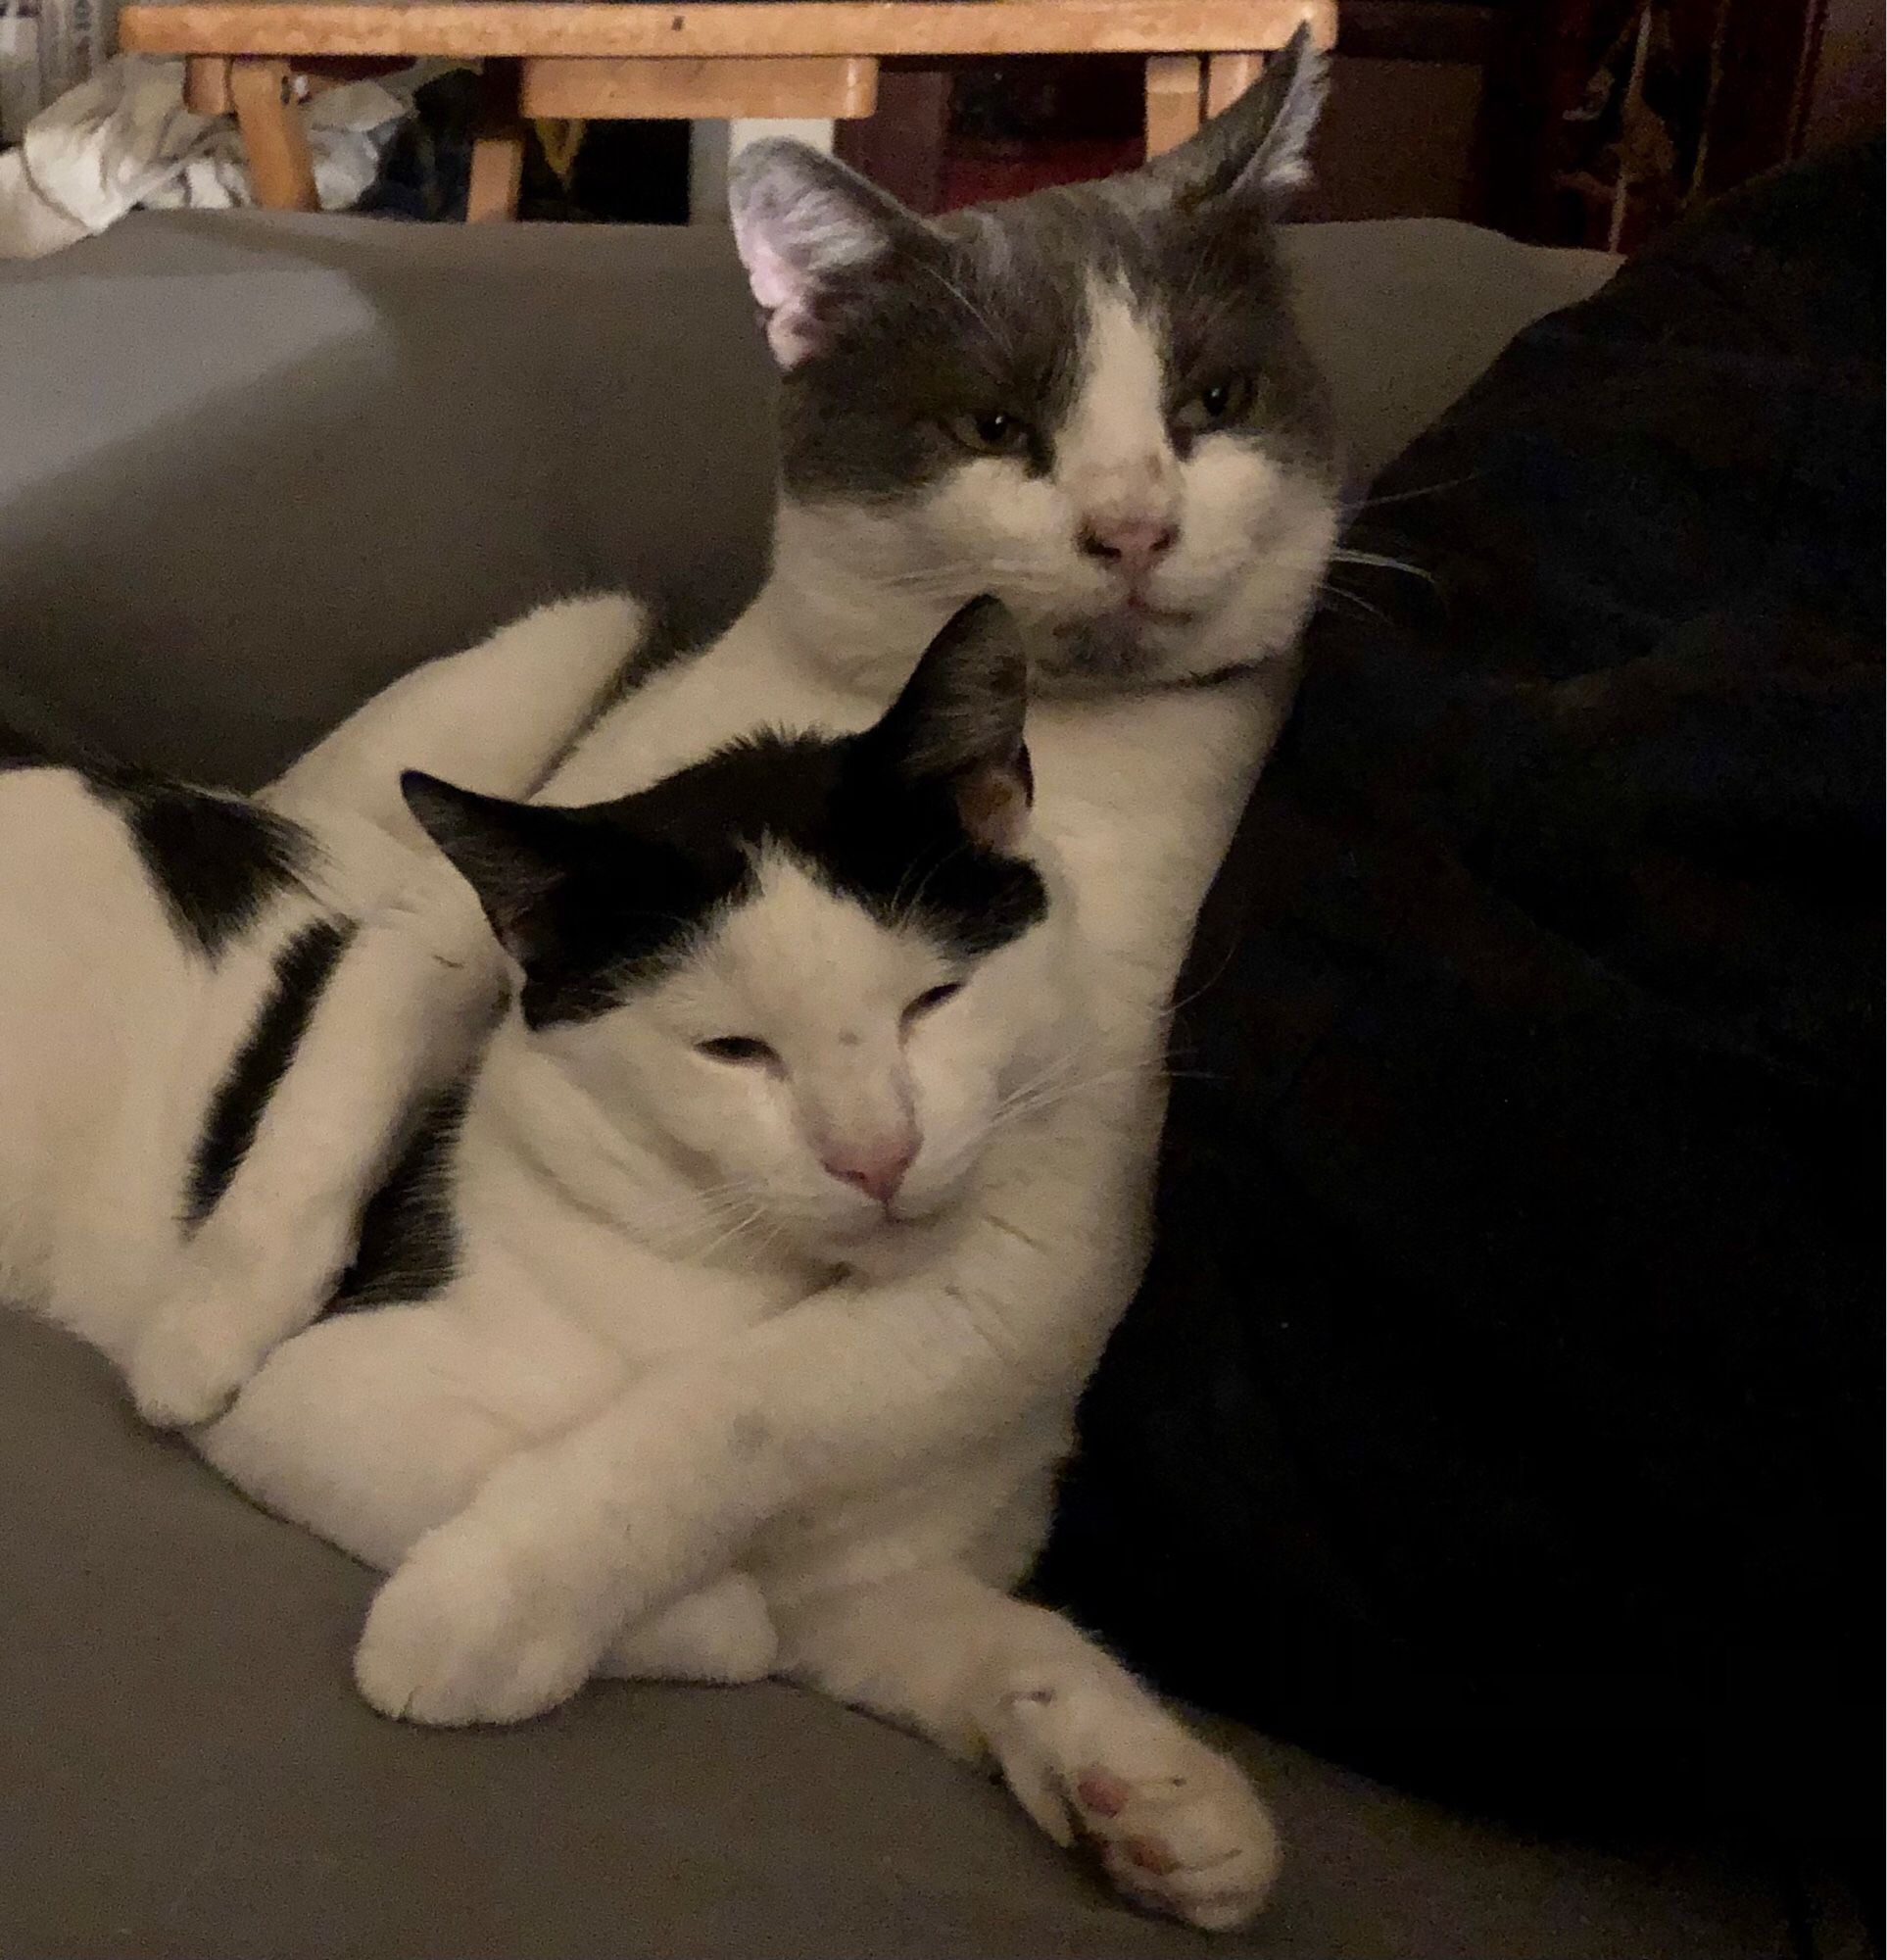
[121,0,1334,61]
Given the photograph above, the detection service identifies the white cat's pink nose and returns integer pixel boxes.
[1079,515,1178,579]
[823,1138,917,1207]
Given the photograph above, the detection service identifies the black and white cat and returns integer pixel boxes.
[2,604,1277,1930]
[10,34,1338,1933]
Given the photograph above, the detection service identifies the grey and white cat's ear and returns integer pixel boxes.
[1153,24,1329,206]
[401,771,574,967]
[727,138,929,369]
[872,597,1033,852]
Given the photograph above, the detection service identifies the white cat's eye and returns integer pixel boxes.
[1176,375,1254,433]
[904,981,965,1023]
[946,411,1033,459]
[696,1035,779,1067]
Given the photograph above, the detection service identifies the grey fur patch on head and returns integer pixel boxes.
[728,27,1334,508]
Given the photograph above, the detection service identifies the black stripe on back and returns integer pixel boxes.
[101,778,312,960]
[185,917,356,1229]
[326,1072,475,1311]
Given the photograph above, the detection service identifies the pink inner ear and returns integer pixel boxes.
[741,229,799,314]
[735,227,820,368]
[954,764,1029,853]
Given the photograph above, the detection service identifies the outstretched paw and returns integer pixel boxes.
[993,1678,1280,1932]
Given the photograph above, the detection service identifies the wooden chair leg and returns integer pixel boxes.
[466,60,526,222]
[1204,52,1268,119]
[183,55,233,116]
[1144,55,1204,157]
[228,57,319,211]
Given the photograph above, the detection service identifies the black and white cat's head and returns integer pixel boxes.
[405,600,1069,1258]
[730,29,1338,692]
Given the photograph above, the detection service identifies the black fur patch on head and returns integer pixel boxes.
[93,775,311,960]
[406,603,1048,1033]
[184,917,355,1228]
[433,730,1047,1031]
[325,1072,475,1311]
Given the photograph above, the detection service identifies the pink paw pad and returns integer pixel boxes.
[1076,1768,1133,1818]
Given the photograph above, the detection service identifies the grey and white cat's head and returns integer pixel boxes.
[406,601,1075,1263]
[730,29,1338,694]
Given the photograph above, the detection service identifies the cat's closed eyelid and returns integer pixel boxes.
[903,980,966,1024]
[696,1035,780,1068]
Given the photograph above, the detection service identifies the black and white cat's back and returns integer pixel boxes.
[0,751,307,1336]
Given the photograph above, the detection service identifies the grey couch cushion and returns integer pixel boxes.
[12,209,1807,1960]
[0,1306,1805,1960]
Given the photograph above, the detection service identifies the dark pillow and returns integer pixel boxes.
[1042,139,1884,1867]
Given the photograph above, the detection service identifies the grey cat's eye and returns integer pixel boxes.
[946,411,1033,459]
[697,1035,779,1066]
[1176,376,1255,433]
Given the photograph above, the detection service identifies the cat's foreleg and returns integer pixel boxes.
[774,1565,1279,1932]
[264,593,652,849]
[131,862,503,1428]
[195,1302,773,1683]
[351,1098,1151,1725]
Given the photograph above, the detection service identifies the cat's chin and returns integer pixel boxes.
[797,1203,962,1280]
[1031,608,1210,692]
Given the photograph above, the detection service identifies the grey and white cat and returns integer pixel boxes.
[15,33,1339,1933]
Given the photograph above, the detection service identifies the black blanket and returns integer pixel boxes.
[1043,140,1884,1861]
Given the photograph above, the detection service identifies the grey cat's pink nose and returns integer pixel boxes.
[1079,517,1179,578]
[823,1140,917,1206]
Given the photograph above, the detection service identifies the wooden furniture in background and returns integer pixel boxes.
[120,0,1336,217]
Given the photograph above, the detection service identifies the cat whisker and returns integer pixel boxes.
[912,262,1009,357]
[1348,473,1477,512]
[1316,581,1390,625]
[1327,547,1436,587]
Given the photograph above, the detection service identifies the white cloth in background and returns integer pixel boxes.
[0,54,411,257]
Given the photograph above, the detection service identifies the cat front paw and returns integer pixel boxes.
[130,1215,347,1428]
[354,1503,619,1727]
[993,1679,1281,1932]
[130,1276,314,1428]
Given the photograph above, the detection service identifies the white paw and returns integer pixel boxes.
[354,1496,620,1727]
[992,1678,1280,1932]
[131,1208,350,1429]
[130,1285,297,1429]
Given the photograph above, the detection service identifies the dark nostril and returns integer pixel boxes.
[1080,523,1179,564]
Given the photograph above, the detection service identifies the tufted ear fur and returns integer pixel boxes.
[866,598,1033,853]
[727,138,935,369]
[1147,24,1329,207]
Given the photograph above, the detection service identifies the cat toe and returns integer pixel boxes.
[128,1308,255,1429]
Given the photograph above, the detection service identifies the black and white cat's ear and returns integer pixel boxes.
[401,771,576,967]
[1153,24,1329,207]
[727,138,930,369]
[872,597,1033,852]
